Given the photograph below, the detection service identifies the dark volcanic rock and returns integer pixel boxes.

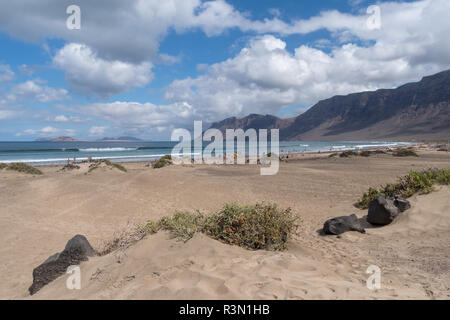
[394,197,411,212]
[367,196,399,225]
[323,214,366,235]
[29,235,95,295]
[367,195,412,226]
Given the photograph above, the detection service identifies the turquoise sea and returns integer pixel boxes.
[0,141,414,165]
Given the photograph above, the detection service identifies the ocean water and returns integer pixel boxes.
[0,140,413,165]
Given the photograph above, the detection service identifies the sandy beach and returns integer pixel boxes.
[1,147,449,300]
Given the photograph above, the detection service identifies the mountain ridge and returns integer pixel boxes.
[209,69,450,141]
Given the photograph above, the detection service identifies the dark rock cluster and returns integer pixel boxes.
[323,196,411,236]
[29,235,95,295]
[323,214,366,235]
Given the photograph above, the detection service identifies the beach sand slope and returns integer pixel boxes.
[0,150,449,299]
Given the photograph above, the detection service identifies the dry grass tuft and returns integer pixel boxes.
[393,148,419,157]
[152,155,172,169]
[98,223,149,255]
[104,160,127,172]
[6,163,42,175]
[88,160,127,173]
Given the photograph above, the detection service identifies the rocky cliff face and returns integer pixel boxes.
[209,70,450,141]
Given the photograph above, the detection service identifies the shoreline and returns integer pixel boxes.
[0,141,423,167]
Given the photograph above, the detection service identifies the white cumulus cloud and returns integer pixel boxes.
[46,115,88,123]
[69,101,196,135]
[53,43,153,96]
[11,80,69,103]
[0,64,14,82]
[162,0,450,123]
[3,0,449,137]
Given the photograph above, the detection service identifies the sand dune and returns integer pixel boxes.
[31,186,450,300]
[1,149,450,299]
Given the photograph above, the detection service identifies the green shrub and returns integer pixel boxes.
[339,150,355,158]
[396,171,434,197]
[393,148,419,157]
[144,203,299,251]
[104,160,127,172]
[0,163,8,170]
[152,155,172,169]
[203,203,298,251]
[371,150,387,155]
[113,163,127,172]
[423,168,450,185]
[337,150,387,158]
[354,168,450,209]
[7,163,42,175]
[158,211,205,242]
[354,187,380,209]
[143,220,160,234]
[338,150,375,158]
[152,158,166,169]
[88,160,127,173]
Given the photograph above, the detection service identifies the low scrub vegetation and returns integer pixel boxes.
[339,150,357,158]
[152,155,172,169]
[331,148,416,159]
[158,211,205,241]
[393,148,419,157]
[144,203,299,251]
[354,168,450,209]
[6,163,42,175]
[203,203,298,250]
[88,160,127,173]
[104,160,127,172]
[359,150,371,157]
[339,150,372,158]
[354,187,381,210]
[0,163,8,170]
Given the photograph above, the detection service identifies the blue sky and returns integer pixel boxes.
[0,0,448,141]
